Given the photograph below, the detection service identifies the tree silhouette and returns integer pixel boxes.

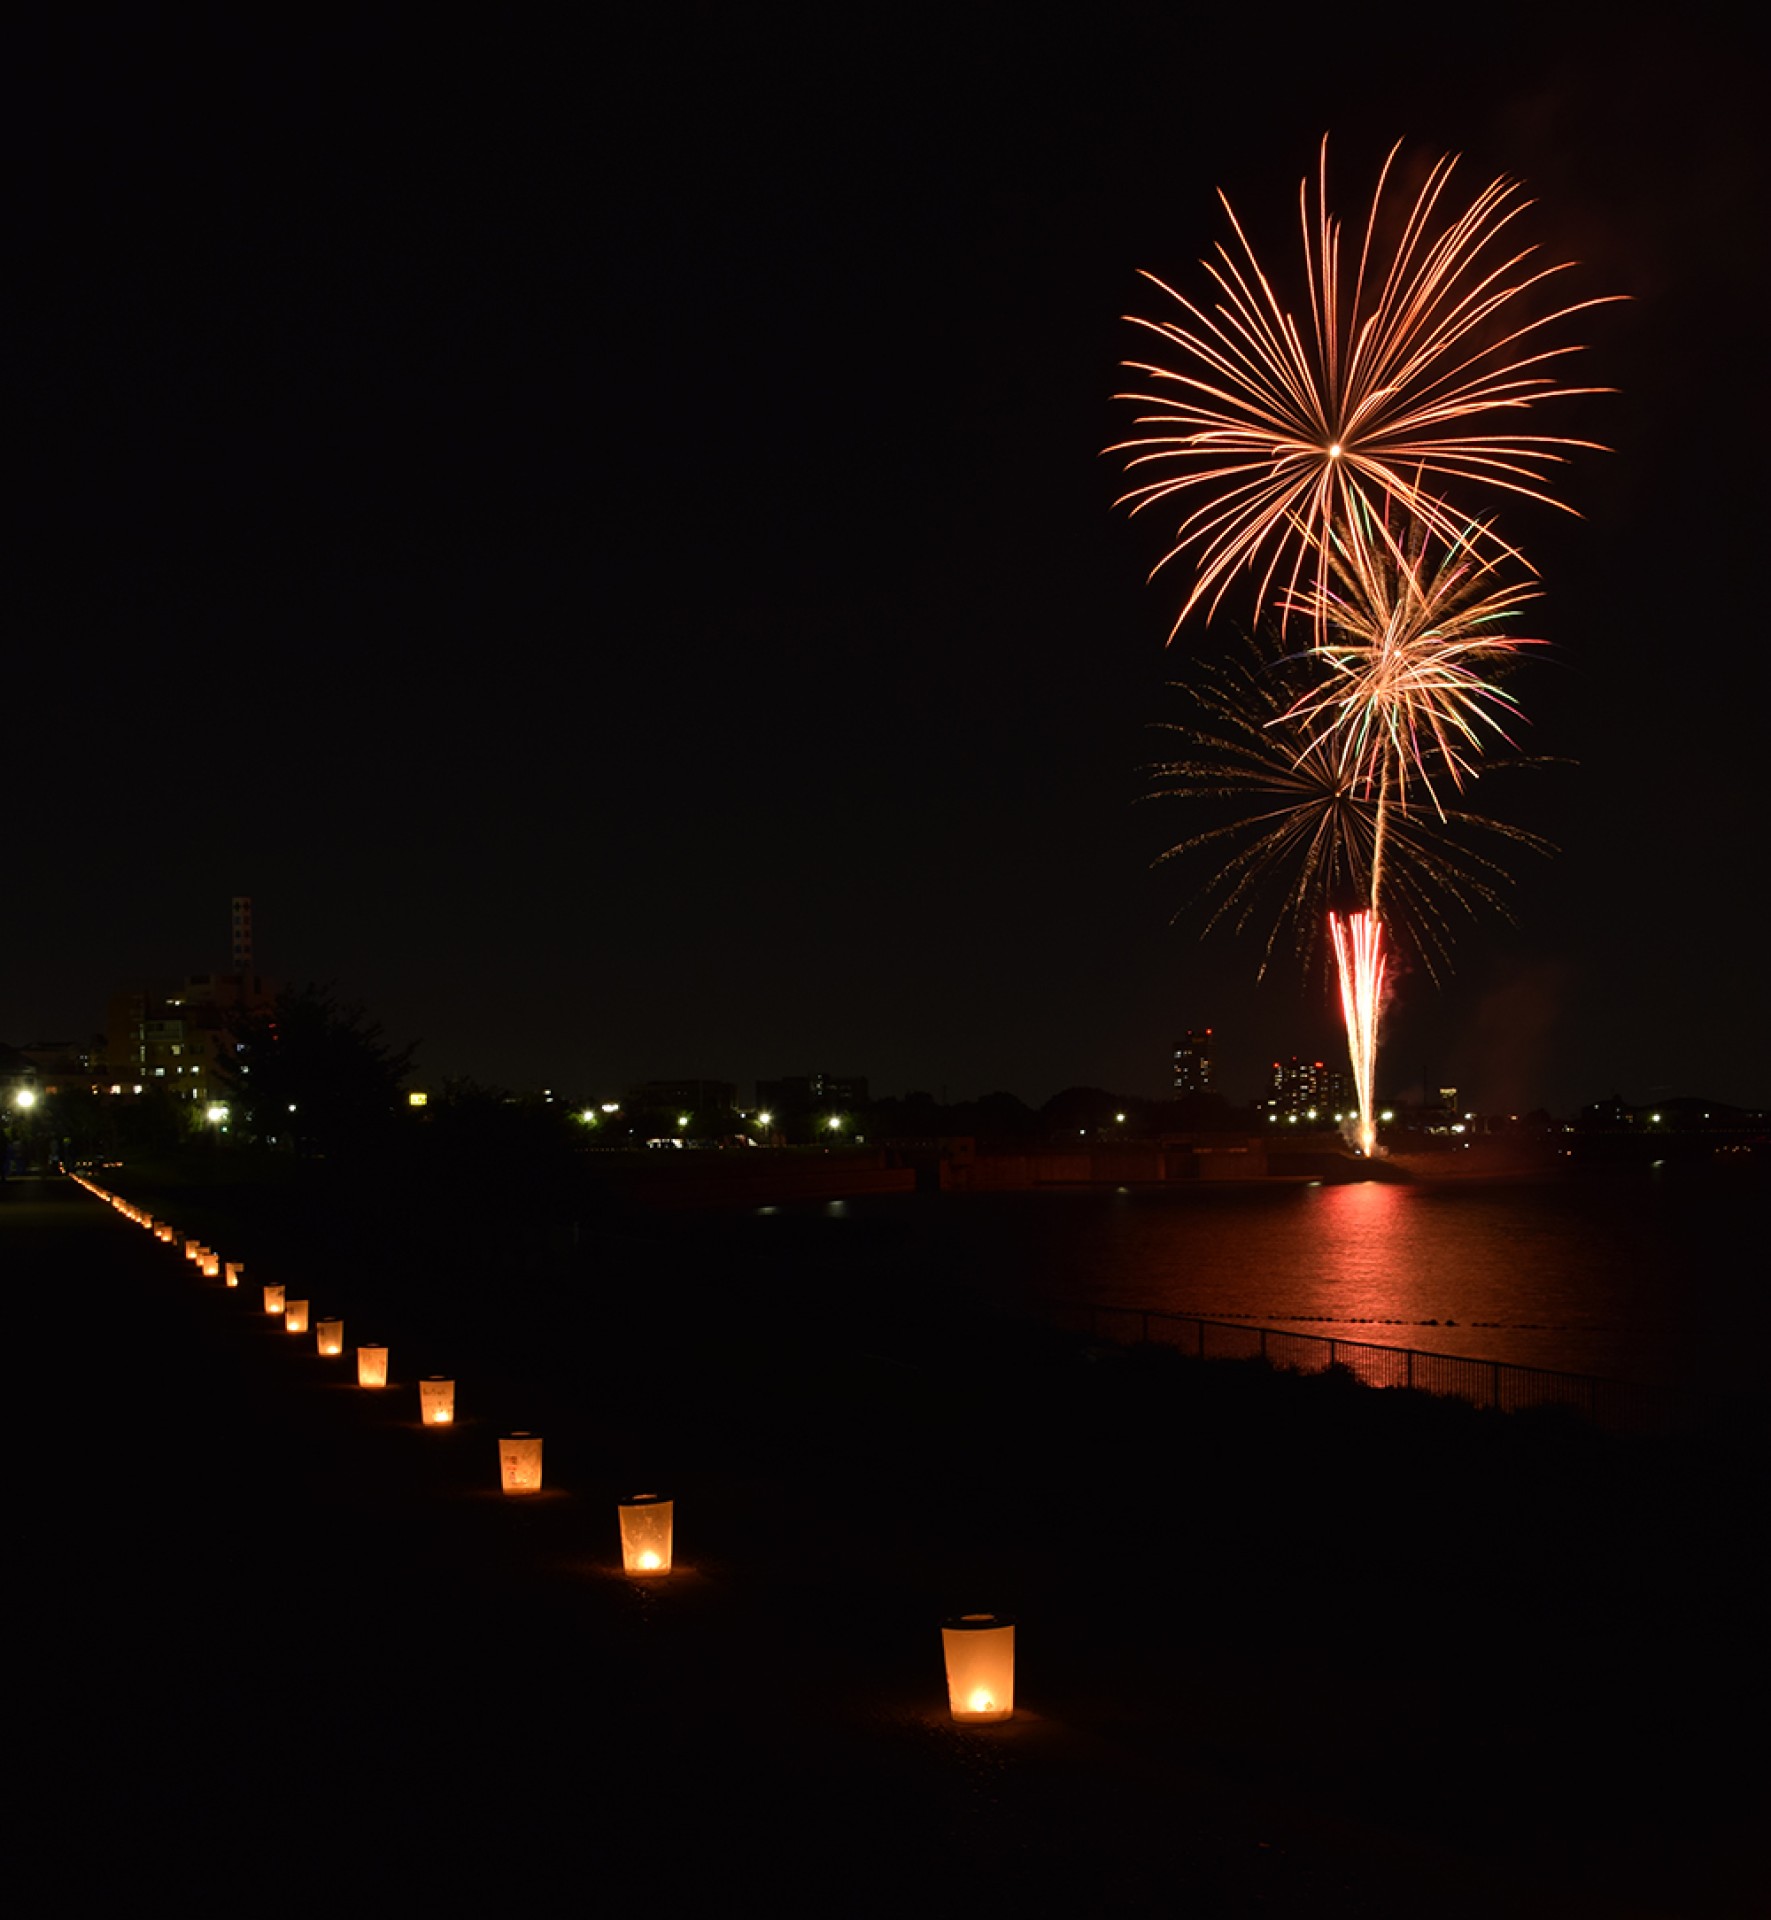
[217,984,415,1158]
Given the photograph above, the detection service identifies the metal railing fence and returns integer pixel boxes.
[1039,1300,1737,1436]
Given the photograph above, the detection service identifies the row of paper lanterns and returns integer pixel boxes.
[72,1172,1015,1721]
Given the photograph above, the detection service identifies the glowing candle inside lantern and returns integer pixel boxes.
[357,1345,388,1388]
[263,1284,285,1316]
[618,1494,674,1575]
[941,1614,1015,1724]
[284,1299,309,1335]
[201,1254,220,1279]
[498,1433,542,1494]
[184,1239,200,1261]
[316,1318,344,1357]
[224,1262,243,1288]
[419,1378,455,1426]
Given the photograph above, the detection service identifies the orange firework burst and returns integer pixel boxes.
[1278,515,1545,824]
[1110,139,1615,635]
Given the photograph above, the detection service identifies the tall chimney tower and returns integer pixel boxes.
[231,896,253,971]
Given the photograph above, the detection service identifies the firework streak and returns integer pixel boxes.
[1330,910,1386,1157]
[1117,140,1608,1157]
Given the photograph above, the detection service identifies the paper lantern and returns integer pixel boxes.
[224,1262,243,1288]
[263,1283,285,1316]
[184,1239,201,1262]
[941,1614,1015,1724]
[357,1345,388,1388]
[201,1254,220,1280]
[419,1378,455,1426]
[618,1494,674,1575]
[316,1318,344,1357]
[284,1299,310,1335]
[498,1433,542,1494]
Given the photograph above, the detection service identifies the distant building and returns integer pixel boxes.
[1172,1030,1213,1096]
[1265,1055,1352,1122]
[98,898,274,1105]
[231,895,254,969]
[625,1079,739,1118]
[756,1072,869,1117]
[11,1039,93,1078]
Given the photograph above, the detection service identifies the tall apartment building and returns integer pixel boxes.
[100,898,274,1104]
[1172,1030,1213,1096]
[1265,1054,1352,1121]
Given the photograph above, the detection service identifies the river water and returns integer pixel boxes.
[780,1168,1765,1398]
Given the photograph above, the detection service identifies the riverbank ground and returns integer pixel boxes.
[23,1170,1763,1915]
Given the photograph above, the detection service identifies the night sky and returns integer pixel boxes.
[10,9,1766,1114]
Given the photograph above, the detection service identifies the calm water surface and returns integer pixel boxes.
[823,1170,1765,1395]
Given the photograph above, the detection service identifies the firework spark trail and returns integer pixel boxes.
[1110,139,1615,638]
[1277,519,1545,819]
[1146,635,1551,984]
[1330,909,1386,1156]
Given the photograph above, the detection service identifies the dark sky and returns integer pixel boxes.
[9,7,1767,1114]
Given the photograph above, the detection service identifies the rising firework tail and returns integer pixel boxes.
[1331,910,1386,1157]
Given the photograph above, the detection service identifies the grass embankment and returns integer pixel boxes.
[57,1152,1764,1917]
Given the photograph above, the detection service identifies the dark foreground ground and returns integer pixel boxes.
[23,1162,1766,1916]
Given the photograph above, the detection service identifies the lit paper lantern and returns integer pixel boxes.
[357,1345,388,1388]
[224,1262,243,1288]
[184,1239,201,1262]
[941,1614,1015,1724]
[316,1318,344,1357]
[284,1299,310,1335]
[201,1254,220,1280]
[498,1433,542,1494]
[263,1283,285,1316]
[419,1378,455,1426]
[618,1494,674,1575]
